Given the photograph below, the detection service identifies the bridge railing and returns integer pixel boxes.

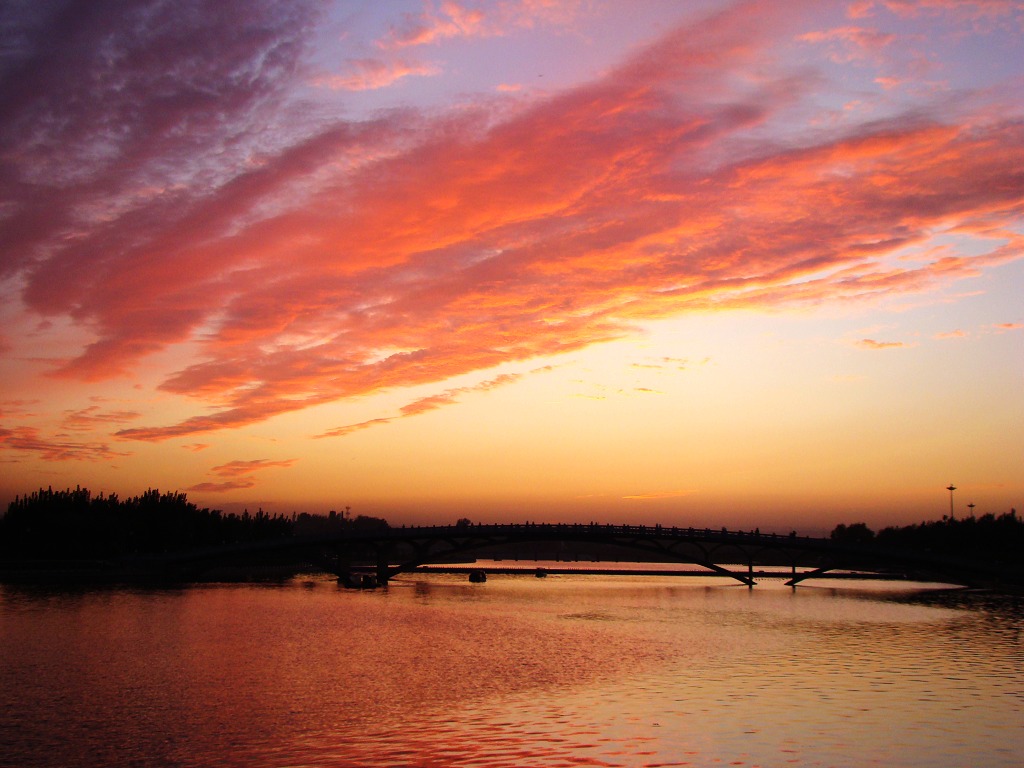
[372,521,817,543]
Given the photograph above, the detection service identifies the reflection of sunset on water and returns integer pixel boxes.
[1,1,1021,528]
[2,577,1018,767]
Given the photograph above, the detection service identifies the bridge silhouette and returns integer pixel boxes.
[133,522,1018,589]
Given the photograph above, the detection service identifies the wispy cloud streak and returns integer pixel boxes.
[0,426,127,462]
[314,58,440,90]
[379,0,580,48]
[186,458,296,492]
[856,339,909,349]
[317,373,522,438]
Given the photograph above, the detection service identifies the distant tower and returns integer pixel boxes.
[946,484,957,520]
[967,502,975,518]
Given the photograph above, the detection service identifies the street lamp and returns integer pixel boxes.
[946,484,956,520]
[967,502,975,518]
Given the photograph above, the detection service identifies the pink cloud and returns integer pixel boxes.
[107,92,1024,437]
[847,1,877,18]
[3,2,1022,443]
[383,1,488,47]
[379,0,579,49]
[875,76,907,90]
[799,26,898,63]
[0,0,322,285]
[314,58,440,91]
[879,0,1022,22]
[934,329,967,339]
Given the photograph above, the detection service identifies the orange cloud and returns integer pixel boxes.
[185,458,296,493]
[209,459,297,478]
[0,400,40,419]
[622,490,696,500]
[317,417,396,439]
[856,339,908,349]
[186,479,258,493]
[319,373,522,438]
[91,98,1024,442]
[61,406,141,432]
[0,426,128,462]
[631,356,693,371]
[400,373,521,416]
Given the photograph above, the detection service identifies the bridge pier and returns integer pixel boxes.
[375,545,392,586]
[785,564,834,587]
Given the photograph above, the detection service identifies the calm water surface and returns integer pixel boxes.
[1,569,1022,767]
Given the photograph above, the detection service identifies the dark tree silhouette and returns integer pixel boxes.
[830,522,875,545]
[831,510,1023,563]
[0,487,292,560]
[291,510,389,536]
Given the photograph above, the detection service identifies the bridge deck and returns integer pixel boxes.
[412,565,905,581]
[112,521,1013,590]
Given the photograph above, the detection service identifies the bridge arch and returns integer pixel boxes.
[139,522,1007,589]
[380,527,762,586]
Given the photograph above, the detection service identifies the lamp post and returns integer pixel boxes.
[946,484,956,520]
[967,502,975,518]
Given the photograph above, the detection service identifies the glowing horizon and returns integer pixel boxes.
[1,1,1021,531]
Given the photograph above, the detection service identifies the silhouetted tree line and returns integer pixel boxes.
[831,510,1022,561]
[292,509,389,536]
[1,487,292,560]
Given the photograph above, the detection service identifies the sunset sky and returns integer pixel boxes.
[1,0,1021,532]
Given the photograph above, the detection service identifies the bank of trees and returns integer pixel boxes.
[1,486,293,559]
[292,508,389,536]
[1,486,394,561]
[831,510,1022,561]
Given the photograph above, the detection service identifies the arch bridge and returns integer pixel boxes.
[146,522,1015,589]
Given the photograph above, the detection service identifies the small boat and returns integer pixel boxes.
[535,568,547,578]
[339,572,379,589]
[468,570,487,583]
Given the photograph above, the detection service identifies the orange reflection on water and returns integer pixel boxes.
[1,577,1021,767]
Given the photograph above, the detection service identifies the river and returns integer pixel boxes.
[1,568,1022,767]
